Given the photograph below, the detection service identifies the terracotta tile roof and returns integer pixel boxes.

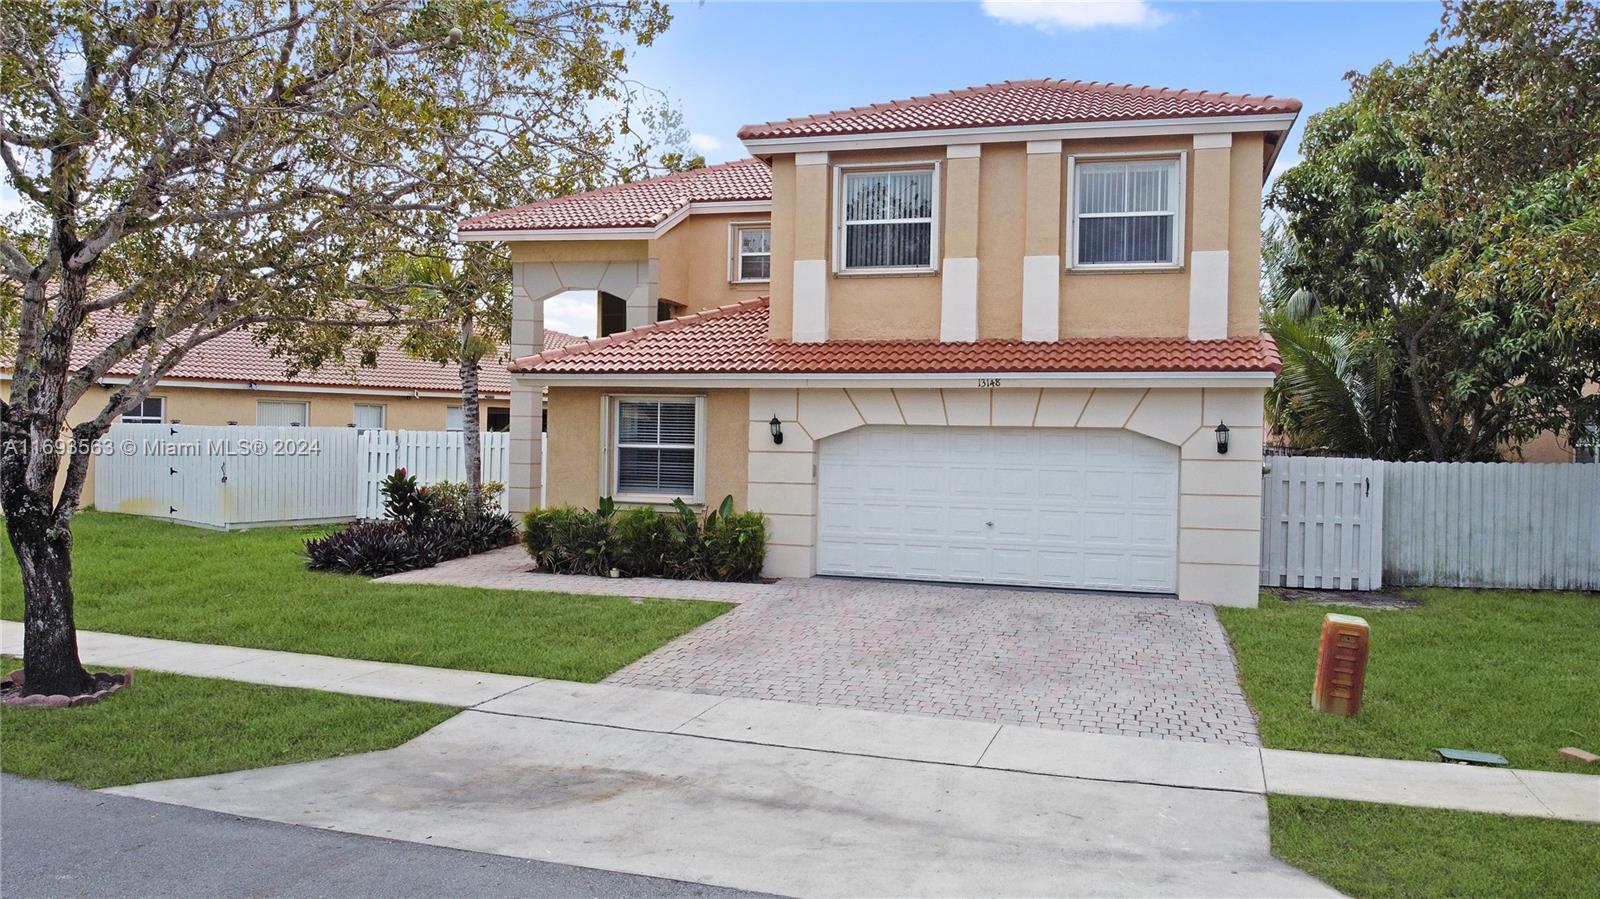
[509,299,1281,376]
[738,79,1301,141]
[7,311,582,395]
[458,158,771,233]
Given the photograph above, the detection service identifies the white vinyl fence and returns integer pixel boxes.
[1383,462,1600,590]
[356,429,510,519]
[95,423,510,529]
[1262,456,1600,591]
[1260,456,1386,590]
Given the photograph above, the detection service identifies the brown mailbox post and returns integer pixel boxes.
[1312,613,1370,716]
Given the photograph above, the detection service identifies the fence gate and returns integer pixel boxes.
[1260,455,1385,590]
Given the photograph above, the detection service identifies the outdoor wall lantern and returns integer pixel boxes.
[769,415,784,445]
[1215,420,1231,455]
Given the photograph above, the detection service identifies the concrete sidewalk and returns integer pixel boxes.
[3,621,1595,823]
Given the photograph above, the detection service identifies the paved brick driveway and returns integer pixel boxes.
[607,579,1261,746]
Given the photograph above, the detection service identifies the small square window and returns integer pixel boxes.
[353,403,386,430]
[445,405,464,432]
[733,226,771,282]
[1072,158,1182,267]
[121,396,165,424]
[256,400,308,427]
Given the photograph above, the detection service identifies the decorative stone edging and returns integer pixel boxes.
[1,668,133,709]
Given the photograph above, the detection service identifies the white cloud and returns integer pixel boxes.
[543,290,596,339]
[689,132,723,153]
[981,0,1170,32]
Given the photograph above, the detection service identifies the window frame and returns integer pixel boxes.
[1066,151,1187,272]
[600,394,707,505]
[832,161,942,276]
[352,403,386,431]
[255,399,309,427]
[729,222,772,284]
[121,395,166,424]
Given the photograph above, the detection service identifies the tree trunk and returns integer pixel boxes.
[459,312,482,515]
[5,512,93,696]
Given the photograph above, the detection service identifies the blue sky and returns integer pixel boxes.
[541,0,1443,335]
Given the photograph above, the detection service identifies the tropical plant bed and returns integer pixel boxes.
[0,656,454,789]
[524,496,768,582]
[1219,588,1599,774]
[306,470,518,576]
[1,511,733,681]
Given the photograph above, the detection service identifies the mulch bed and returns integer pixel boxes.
[1274,588,1424,610]
[1,668,133,709]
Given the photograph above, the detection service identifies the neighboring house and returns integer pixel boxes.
[0,311,582,500]
[461,79,1301,606]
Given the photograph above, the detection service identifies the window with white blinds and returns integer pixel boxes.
[734,226,771,282]
[353,403,386,430]
[840,168,936,270]
[1073,159,1181,267]
[612,397,702,500]
[256,400,308,427]
[444,405,464,431]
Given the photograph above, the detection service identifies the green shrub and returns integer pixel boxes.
[523,495,767,582]
[307,473,516,576]
[427,480,506,517]
[612,507,674,577]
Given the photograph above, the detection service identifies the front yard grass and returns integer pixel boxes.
[1219,589,1598,774]
[1,656,454,789]
[1,511,732,682]
[1269,796,1599,899]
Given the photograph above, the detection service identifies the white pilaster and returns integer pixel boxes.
[792,259,829,343]
[1187,250,1230,340]
[939,258,979,342]
[1021,255,1061,342]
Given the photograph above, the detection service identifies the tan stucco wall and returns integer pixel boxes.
[765,131,1269,342]
[649,212,771,311]
[541,386,750,510]
[1,379,507,506]
[509,240,649,264]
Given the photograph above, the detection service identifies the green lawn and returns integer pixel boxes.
[1269,796,1600,899]
[1,656,454,789]
[1,511,732,681]
[1219,589,1598,774]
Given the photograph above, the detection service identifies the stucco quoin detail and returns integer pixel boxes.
[748,385,1264,606]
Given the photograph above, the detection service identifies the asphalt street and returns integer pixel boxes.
[0,774,771,899]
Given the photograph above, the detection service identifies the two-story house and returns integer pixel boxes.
[458,79,1301,607]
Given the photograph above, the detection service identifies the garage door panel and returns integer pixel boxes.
[817,425,1177,593]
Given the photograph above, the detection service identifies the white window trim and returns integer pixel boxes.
[121,395,166,424]
[353,403,386,430]
[256,399,309,427]
[728,222,772,284]
[831,161,942,275]
[599,394,707,505]
[1065,151,1187,272]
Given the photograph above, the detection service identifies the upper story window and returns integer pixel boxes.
[121,395,165,424]
[1071,158,1182,268]
[733,225,771,282]
[838,167,937,272]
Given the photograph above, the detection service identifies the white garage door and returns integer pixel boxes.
[817,427,1179,593]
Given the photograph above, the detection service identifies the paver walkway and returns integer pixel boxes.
[4,622,1594,824]
[376,547,1261,746]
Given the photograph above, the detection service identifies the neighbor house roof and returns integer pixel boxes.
[509,299,1281,376]
[457,158,772,233]
[3,310,584,396]
[738,79,1302,141]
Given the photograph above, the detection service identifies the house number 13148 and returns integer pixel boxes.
[977,378,1002,388]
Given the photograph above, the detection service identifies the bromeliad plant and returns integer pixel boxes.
[523,495,767,582]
